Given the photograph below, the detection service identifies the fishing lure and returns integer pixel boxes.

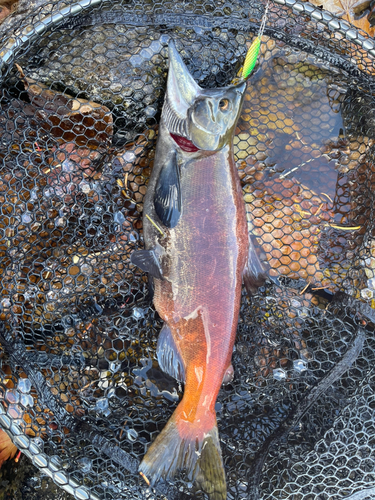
[241,1,270,80]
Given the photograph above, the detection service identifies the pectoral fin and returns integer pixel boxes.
[156,323,185,383]
[154,151,181,229]
[243,236,268,295]
[130,248,163,280]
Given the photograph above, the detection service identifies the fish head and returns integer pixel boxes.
[188,84,246,151]
[164,40,246,152]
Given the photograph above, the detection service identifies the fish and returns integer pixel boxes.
[131,40,266,499]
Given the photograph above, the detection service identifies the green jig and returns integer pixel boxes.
[241,1,269,80]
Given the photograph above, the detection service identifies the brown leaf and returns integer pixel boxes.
[0,1,18,23]
[15,64,113,148]
[0,429,17,467]
[308,0,375,36]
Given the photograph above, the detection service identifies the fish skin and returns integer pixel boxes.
[133,40,266,498]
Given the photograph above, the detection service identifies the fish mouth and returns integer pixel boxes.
[170,133,200,152]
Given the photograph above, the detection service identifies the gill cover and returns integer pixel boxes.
[165,40,246,151]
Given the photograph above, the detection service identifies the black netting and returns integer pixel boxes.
[1,1,375,499]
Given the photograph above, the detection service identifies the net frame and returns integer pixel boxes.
[0,1,375,499]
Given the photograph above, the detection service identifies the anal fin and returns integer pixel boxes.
[222,364,234,385]
[157,324,185,383]
[243,235,268,295]
[130,248,163,280]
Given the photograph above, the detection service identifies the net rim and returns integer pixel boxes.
[0,0,375,74]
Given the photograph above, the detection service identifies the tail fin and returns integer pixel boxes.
[139,412,227,500]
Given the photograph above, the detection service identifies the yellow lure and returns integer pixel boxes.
[241,36,262,80]
[240,1,269,81]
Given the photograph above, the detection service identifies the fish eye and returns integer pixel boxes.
[219,98,230,111]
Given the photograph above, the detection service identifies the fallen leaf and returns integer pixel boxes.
[308,0,375,36]
[0,429,18,467]
[0,0,18,23]
[15,64,113,148]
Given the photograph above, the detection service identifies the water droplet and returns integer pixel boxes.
[22,212,32,224]
[77,457,92,472]
[361,288,373,300]
[129,54,144,67]
[62,160,76,172]
[20,393,34,408]
[107,388,116,399]
[55,217,66,227]
[140,48,153,59]
[114,211,125,224]
[81,264,92,275]
[123,151,135,162]
[17,378,31,393]
[24,289,36,300]
[299,348,313,361]
[33,437,44,449]
[95,397,111,416]
[273,368,287,381]
[1,298,11,308]
[127,429,138,442]
[109,362,120,373]
[293,360,307,373]
[95,397,108,411]
[145,106,157,117]
[80,181,91,194]
[132,307,145,319]
[6,390,20,404]
[49,455,62,469]
[7,404,23,419]
[150,40,162,53]
[298,307,309,318]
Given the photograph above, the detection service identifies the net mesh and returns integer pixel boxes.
[1,0,375,499]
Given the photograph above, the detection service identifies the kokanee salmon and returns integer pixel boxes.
[131,40,266,499]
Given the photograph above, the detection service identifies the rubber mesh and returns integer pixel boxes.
[0,1,375,499]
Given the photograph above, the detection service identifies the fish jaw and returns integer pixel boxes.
[170,132,200,152]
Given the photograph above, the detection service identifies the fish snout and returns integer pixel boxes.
[235,81,247,95]
[191,98,223,134]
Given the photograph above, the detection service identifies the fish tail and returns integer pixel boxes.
[139,410,226,500]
